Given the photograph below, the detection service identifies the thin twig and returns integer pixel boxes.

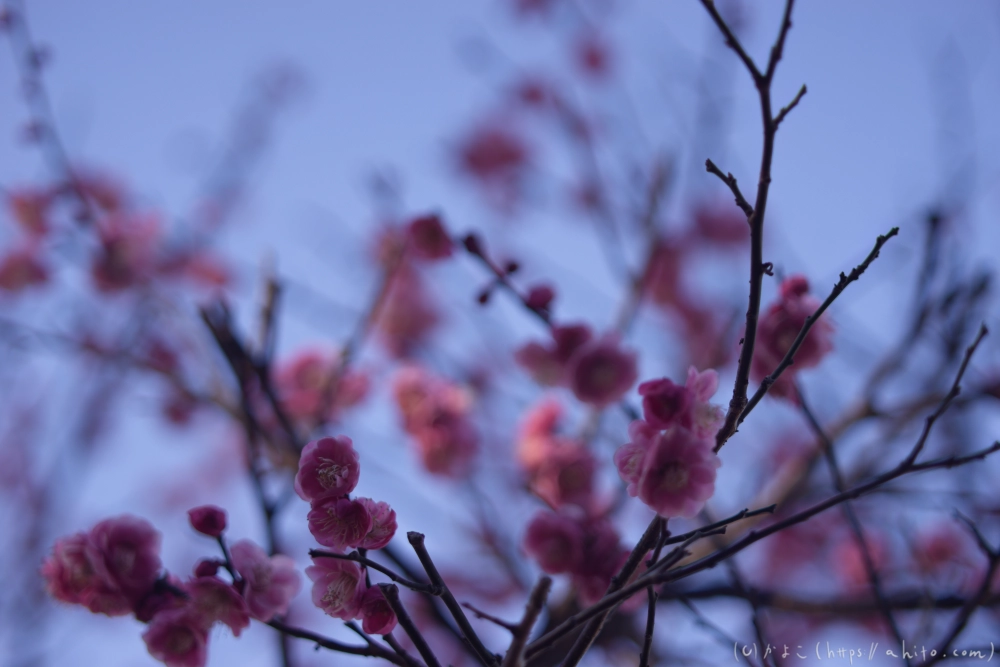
[310,549,442,595]
[377,584,442,667]
[501,576,552,667]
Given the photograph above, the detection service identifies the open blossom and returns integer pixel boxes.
[91,212,161,292]
[407,213,453,261]
[529,442,596,510]
[275,348,368,423]
[142,608,209,667]
[690,202,749,248]
[87,515,163,603]
[616,423,720,519]
[638,367,723,438]
[307,497,373,551]
[7,186,53,236]
[378,264,439,357]
[184,576,250,637]
[359,586,398,635]
[0,246,48,291]
[295,436,361,503]
[392,365,479,477]
[567,334,638,407]
[751,275,834,402]
[230,540,301,622]
[516,397,564,472]
[523,510,584,574]
[306,557,366,620]
[515,324,592,387]
[41,531,131,616]
[355,499,397,550]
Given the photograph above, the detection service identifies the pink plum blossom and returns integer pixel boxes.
[91,212,161,292]
[306,557,366,620]
[356,499,397,550]
[529,443,596,510]
[516,397,564,472]
[567,334,638,407]
[307,497,373,551]
[41,531,131,616]
[523,510,584,575]
[230,540,301,622]
[359,586,398,635]
[142,608,209,667]
[294,436,361,503]
[0,246,48,291]
[637,367,723,438]
[392,365,479,477]
[275,348,368,423]
[751,275,834,402]
[632,426,722,519]
[185,576,250,637]
[187,505,227,538]
[514,324,592,387]
[86,515,163,603]
[407,213,453,261]
[7,186,52,236]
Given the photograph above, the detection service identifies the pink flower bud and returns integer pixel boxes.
[41,532,130,616]
[567,334,637,407]
[187,505,227,538]
[307,497,374,551]
[360,585,398,635]
[356,499,398,550]
[525,284,555,311]
[193,559,222,578]
[0,246,48,292]
[306,557,366,620]
[230,540,301,622]
[294,436,361,503]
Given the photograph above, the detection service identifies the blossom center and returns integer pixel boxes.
[317,458,345,489]
[658,462,689,492]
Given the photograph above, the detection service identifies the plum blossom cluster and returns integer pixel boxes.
[41,511,299,667]
[517,398,634,604]
[392,365,479,476]
[614,367,724,518]
[1,177,229,297]
[515,323,637,407]
[295,436,399,633]
[751,275,834,401]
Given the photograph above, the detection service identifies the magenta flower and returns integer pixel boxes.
[638,367,723,438]
[523,510,584,575]
[306,557,366,620]
[91,212,161,292]
[0,246,49,292]
[613,420,657,498]
[514,324,592,388]
[635,427,721,519]
[294,436,361,503]
[407,213,453,261]
[359,586,398,635]
[307,498,373,551]
[516,397,564,472]
[185,577,250,637]
[41,532,130,616]
[392,365,479,477]
[230,540,301,622]
[187,505,227,538]
[275,348,368,423]
[86,515,162,604]
[356,499,397,550]
[567,334,638,407]
[530,443,596,510]
[751,275,834,402]
[142,608,209,667]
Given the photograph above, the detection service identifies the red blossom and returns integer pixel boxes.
[142,607,210,667]
[306,557,366,620]
[360,586,398,635]
[0,246,49,291]
[294,436,362,503]
[407,213,453,261]
[230,539,301,622]
[567,334,638,407]
[307,497,373,551]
